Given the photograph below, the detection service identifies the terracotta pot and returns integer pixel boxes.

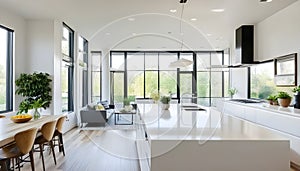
[278,98,291,107]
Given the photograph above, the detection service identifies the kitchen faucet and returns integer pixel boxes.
[180,93,196,105]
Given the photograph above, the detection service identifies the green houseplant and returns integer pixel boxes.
[277,91,291,107]
[160,96,171,110]
[228,88,238,99]
[266,95,278,105]
[15,72,52,118]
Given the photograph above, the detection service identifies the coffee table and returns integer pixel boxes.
[114,110,136,125]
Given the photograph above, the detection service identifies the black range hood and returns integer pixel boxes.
[234,25,259,66]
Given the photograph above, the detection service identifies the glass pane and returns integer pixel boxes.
[127,52,144,70]
[128,71,144,98]
[250,62,276,99]
[179,53,193,71]
[197,53,210,71]
[277,59,295,75]
[180,73,193,95]
[211,72,222,97]
[224,72,230,97]
[91,52,101,103]
[111,52,125,71]
[113,72,124,103]
[211,52,223,66]
[197,72,209,97]
[159,53,178,71]
[61,64,69,112]
[145,71,158,97]
[160,71,177,97]
[92,71,101,103]
[62,27,69,56]
[224,48,230,66]
[145,53,158,70]
[0,28,7,111]
[197,98,210,107]
[91,52,101,71]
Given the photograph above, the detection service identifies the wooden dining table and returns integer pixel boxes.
[0,115,63,148]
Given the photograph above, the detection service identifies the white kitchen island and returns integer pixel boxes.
[136,103,290,171]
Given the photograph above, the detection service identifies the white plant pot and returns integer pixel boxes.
[161,104,170,110]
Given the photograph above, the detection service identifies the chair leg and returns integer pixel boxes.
[29,150,35,171]
[39,144,45,171]
[0,160,8,171]
[49,141,57,165]
[59,133,65,156]
[16,157,20,171]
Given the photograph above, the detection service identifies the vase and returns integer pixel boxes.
[33,108,41,119]
[294,93,300,109]
[161,104,170,110]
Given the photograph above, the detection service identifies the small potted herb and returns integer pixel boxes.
[277,92,292,107]
[160,96,171,110]
[266,95,278,105]
[292,85,300,109]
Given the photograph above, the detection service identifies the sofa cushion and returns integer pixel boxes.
[99,100,110,109]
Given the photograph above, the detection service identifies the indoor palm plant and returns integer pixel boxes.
[277,91,291,107]
[160,96,171,110]
[15,72,52,118]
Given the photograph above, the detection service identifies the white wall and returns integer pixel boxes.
[0,7,27,112]
[256,1,300,61]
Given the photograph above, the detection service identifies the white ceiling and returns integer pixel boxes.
[0,0,297,50]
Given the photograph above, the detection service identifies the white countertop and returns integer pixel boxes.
[225,100,300,118]
[137,103,288,141]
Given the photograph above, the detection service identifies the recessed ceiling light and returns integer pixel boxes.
[168,31,172,34]
[128,18,135,21]
[260,0,272,2]
[180,33,184,36]
[132,33,137,36]
[211,9,225,12]
[206,33,212,36]
[137,46,141,49]
[105,33,111,36]
[170,9,177,13]
[190,18,197,21]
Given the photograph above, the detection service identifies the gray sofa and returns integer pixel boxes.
[80,101,114,127]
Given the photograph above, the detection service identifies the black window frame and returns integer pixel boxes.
[0,25,13,113]
[79,36,88,107]
[91,51,102,103]
[110,50,228,106]
[62,23,74,112]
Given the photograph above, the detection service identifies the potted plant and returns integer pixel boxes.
[266,95,278,105]
[160,96,171,110]
[277,91,292,107]
[292,85,300,109]
[228,88,238,99]
[123,98,132,112]
[15,72,52,118]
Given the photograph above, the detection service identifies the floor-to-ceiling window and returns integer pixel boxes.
[110,51,229,106]
[78,36,88,107]
[61,23,74,112]
[0,25,13,113]
[91,51,102,103]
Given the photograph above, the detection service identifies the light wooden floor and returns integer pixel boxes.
[21,128,140,171]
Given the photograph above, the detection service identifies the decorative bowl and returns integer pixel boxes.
[11,115,33,123]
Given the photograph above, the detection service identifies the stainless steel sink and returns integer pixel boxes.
[181,105,205,111]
